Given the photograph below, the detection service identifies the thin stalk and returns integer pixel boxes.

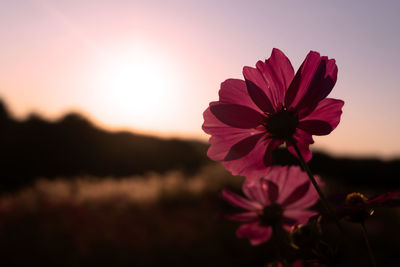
[361,223,377,267]
[290,141,343,231]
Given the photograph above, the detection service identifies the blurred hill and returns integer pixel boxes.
[0,99,399,192]
[0,100,209,191]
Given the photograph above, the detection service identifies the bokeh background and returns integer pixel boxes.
[0,0,400,266]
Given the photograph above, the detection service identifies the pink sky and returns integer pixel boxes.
[1,0,400,158]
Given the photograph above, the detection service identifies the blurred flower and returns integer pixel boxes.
[203,48,344,178]
[334,191,400,223]
[222,166,319,245]
[290,218,322,250]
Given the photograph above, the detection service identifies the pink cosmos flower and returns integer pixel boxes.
[222,166,319,245]
[203,48,344,178]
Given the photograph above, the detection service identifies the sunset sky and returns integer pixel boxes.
[1,0,399,158]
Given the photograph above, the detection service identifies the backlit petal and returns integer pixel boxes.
[286,128,314,162]
[285,51,337,110]
[221,189,262,211]
[226,211,259,222]
[298,98,344,135]
[236,222,273,246]
[244,49,294,111]
[280,181,310,207]
[219,79,261,111]
[224,133,265,161]
[210,103,263,129]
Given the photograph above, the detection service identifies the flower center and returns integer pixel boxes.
[263,108,298,140]
[345,192,367,206]
[344,192,374,223]
[259,204,283,226]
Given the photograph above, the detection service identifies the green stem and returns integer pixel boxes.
[361,223,377,267]
[290,141,343,232]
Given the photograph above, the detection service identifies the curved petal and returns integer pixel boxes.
[280,181,310,207]
[243,49,294,111]
[297,120,333,135]
[265,179,279,203]
[285,181,319,210]
[226,211,259,222]
[256,48,294,102]
[298,98,344,135]
[245,79,275,113]
[224,133,265,161]
[222,189,262,211]
[263,139,283,167]
[236,222,273,246]
[283,209,317,225]
[367,191,400,205]
[264,166,314,205]
[207,133,255,161]
[203,106,257,136]
[285,51,337,111]
[210,103,264,129]
[243,177,280,205]
[286,128,314,162]
[220,136,276,178]
[243,178,268,205]
[219,78,262,112]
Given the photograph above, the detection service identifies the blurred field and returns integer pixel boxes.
[1,100,400,266]
[1,163,400,267]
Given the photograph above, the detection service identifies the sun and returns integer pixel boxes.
[91,44,181,131]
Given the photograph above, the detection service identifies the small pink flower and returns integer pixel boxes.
[222,166,319,245]
[203,48,344,178]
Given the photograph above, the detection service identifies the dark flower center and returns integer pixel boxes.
[259,204,283,226]
[345,192,367,206]
[263,108,298,140]
[345,192,374,223]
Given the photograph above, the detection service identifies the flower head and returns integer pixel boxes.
[222,166,319,245]
[334,191,400,223]
[203,48,344,178]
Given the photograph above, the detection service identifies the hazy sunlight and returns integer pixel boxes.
[91,43,181,131]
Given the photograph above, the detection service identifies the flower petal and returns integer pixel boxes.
[285,180,319,210]
[286,128,314,162]
[222,189,262,211]
[256,48,295,101]
[264,166,317,205]
[224,133,265,161]
[265,179,279,203]
[226,211,259,222]
[285,51,337,111]
[236,222,273,246]
[297,120,333,135]
[367,191,400,205]
[203,106,257,136]
[243,49,294,111]
[210,103,264,129]
[298,98,344,135]
[207,133,254,161]
[245,79,275,113]
[283,209,317,225]
[242,177,279,205]
[219,79,261,111]
[220,136,277,178]
[280,181,310,207]
[243,178,268,205]
[263,139,283,167]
